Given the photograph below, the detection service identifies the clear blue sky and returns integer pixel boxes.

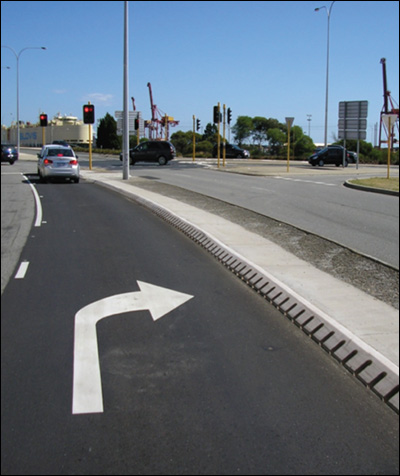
[1,1,399,145]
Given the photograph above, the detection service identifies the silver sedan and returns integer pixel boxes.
[37,145,80,183]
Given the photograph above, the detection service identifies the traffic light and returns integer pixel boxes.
[40,114,48,127]
[213,105,220,124]
[227,108,232,125]
[196,119,201,131]
[134,118,139,130]
[83,104,95,124]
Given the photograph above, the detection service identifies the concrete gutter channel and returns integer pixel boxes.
[80,169,399,414]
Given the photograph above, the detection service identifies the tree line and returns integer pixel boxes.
[95,112,398,164]
[95,113,314,158]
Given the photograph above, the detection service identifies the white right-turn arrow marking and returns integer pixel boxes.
[72,281,193,415]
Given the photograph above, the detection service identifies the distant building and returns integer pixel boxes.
[1,114,92,146]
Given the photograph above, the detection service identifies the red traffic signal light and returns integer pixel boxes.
[40,114,48,127]
[83,104,95,124]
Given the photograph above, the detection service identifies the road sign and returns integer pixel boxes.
[72,281,193,414]
[338,130,367,140]
[338,101,368,141]
[338,119,367,130]
[115,111,144,136]
[285,117,294,127]
[382,113,398,132]
[339,101,368,119]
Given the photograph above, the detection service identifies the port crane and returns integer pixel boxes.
[146,82,179,140]
[379,58,399,148]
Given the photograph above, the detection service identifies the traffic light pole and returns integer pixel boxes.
[223,104,226,167]
[192,115,196,162]
[87,102,93,170]
[217,103,221,169]
[89,123,92,170]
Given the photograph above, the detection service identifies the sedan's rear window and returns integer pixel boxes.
[48,148,74,157]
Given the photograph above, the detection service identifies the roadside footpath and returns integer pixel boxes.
[80,167,399,413]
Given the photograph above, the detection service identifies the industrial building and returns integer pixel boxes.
[1,114,92,146]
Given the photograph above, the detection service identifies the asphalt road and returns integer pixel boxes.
[1,164,398,475]
[129,161,399,268]
[19,149,400,267]
[72,150,399,268]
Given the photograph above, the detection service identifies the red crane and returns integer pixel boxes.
[379,58,399,149]
[146,82,179,140]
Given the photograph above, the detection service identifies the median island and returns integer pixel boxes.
[348,177,399,193]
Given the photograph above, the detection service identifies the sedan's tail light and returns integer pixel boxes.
[69,160,78,165]
[43,159,53,165]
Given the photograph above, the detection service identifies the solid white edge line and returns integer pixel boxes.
[15,261,29,279]
[22,174,42,227]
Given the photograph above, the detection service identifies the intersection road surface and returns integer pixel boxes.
[1,169,398,474]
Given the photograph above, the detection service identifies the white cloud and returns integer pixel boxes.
[85,93,114,105]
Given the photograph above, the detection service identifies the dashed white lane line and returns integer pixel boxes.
[15,261,30,279]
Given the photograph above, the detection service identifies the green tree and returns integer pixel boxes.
[252,116,269,147]
[202,123,218,142]
[170,130,202,156]
[267,128,286,155]
[232,116,253,146]
[196,140,213,156]
[97,113,120,149]
[291,125,315,158]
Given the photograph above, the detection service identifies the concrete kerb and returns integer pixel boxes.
[81,170,399,413]
[344,180,399,196]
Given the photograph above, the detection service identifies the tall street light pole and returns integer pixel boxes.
[1,45,46,157]
[122,1,130,180]
[315,1,336,147]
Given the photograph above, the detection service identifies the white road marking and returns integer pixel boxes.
[72,281,194,415]
[15,261,29,279]
[274,176,336,186]
[22,174,43,227]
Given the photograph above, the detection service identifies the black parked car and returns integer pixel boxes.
[120,141,176,166]
[212,143,250,158]
[1,144,18,164]
[308,145,349,167]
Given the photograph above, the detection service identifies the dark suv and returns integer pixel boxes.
[1,144,18,164]
[212,143,250,158]
[308,145,349,167]
[120,141,176,166]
